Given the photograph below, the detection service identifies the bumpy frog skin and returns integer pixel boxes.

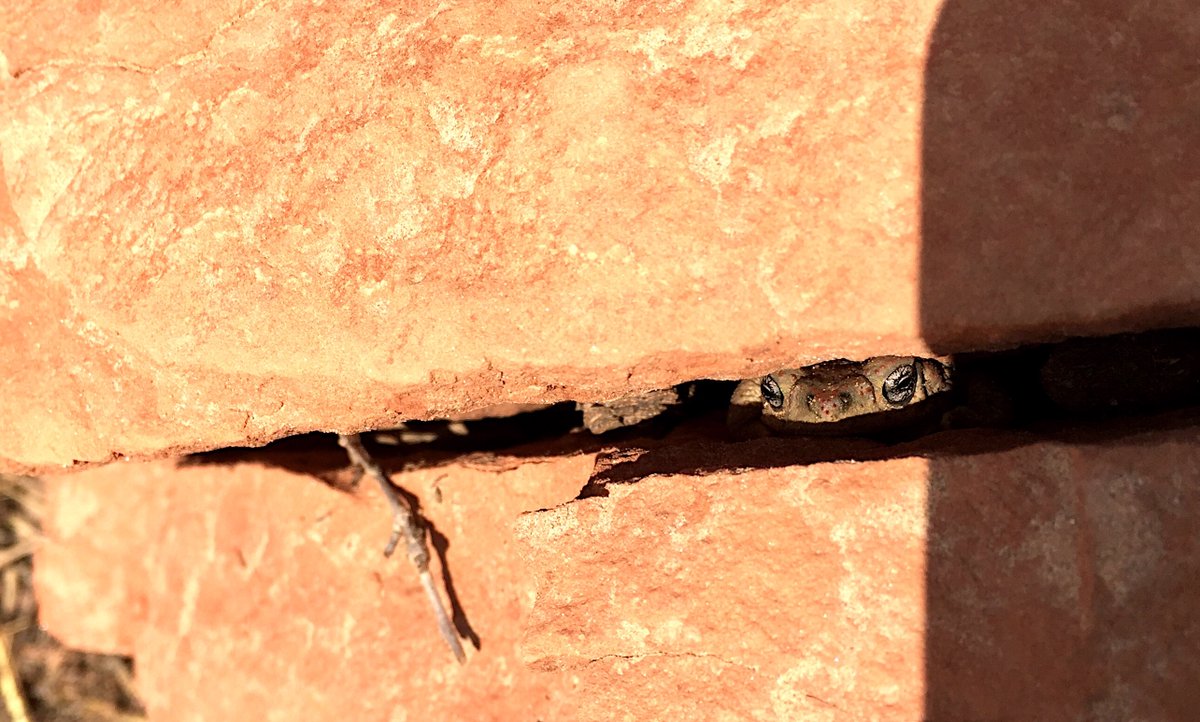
[728,356,953,438]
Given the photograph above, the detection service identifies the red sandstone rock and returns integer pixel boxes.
[37,422,1200,721]
[37,448,593,721]
[5,1,1200,470]
[12,0,1200,715]
[518,455,930,719]
[515,424,1200,720]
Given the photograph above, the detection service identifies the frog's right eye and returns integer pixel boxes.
[882,362,918,405]
[761,375,785,410]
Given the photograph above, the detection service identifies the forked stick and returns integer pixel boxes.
[337,433,466,663]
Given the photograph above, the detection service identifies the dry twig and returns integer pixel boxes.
[337,434,466,663]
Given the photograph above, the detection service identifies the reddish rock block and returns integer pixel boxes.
[0,0,937,470]
[516,425,1200,720]
[37,422,1200,720]
[6,0,1200,470]
[37,448,592,721]
[517,458,929,720]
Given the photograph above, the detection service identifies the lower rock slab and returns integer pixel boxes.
[35,423,1200,720]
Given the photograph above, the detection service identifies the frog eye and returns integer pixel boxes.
[882,363,918,405]
[760,375,785,410]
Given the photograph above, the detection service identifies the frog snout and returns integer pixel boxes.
[805,390,855,420]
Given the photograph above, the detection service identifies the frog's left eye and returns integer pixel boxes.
[882,363,918,405]
[761,375,785,410]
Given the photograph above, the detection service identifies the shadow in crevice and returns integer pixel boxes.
[189,345,1200,490]
[583,401,1200,493]
[920,1,1200,718]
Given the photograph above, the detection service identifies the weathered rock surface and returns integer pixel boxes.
[13,0,1200,717]
[516,423,1200,720]
[36,420,1200,721]
[36,447,593,721]
[5,0,1200,469]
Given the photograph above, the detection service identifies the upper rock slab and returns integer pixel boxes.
[3,0,1199,468]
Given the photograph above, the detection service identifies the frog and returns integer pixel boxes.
[726,329,1200,440]
[727,356,955,439]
